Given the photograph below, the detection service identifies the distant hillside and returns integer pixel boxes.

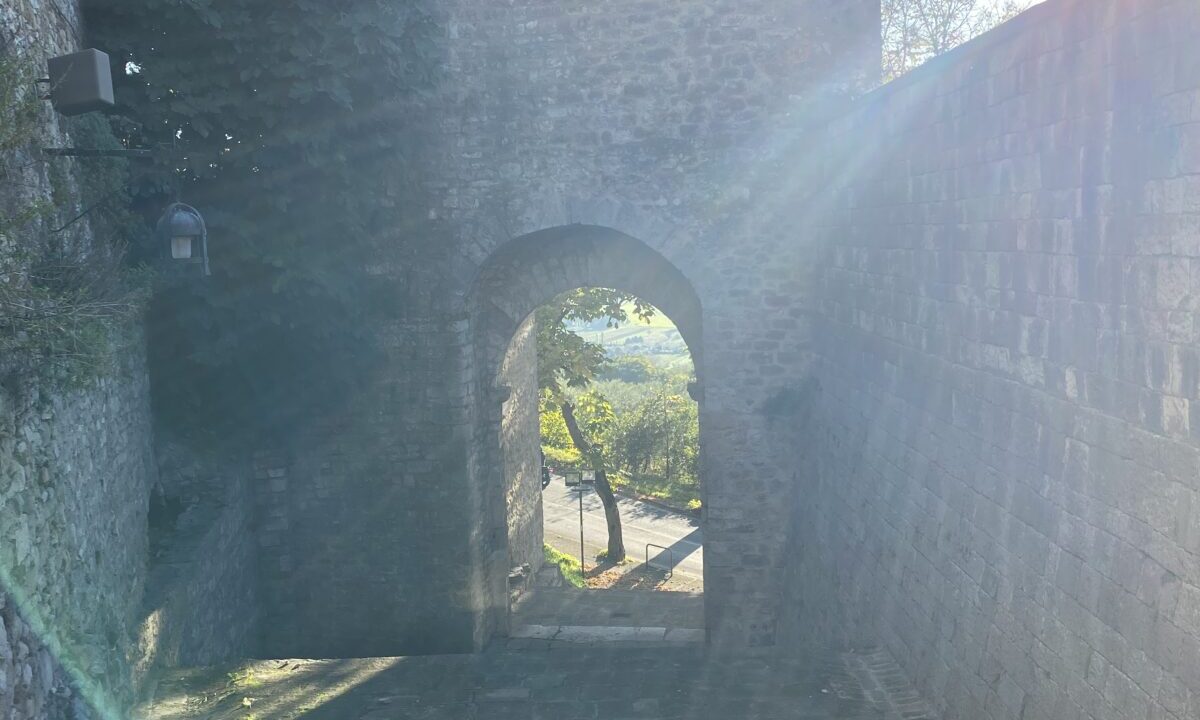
[569,303,692,372]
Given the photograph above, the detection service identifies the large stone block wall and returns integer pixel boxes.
[258,0,880,657]
[788,0,1200,718]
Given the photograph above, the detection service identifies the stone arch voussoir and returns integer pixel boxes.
[470,224,704,385]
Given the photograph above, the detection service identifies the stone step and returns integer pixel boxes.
[508,623,706,648]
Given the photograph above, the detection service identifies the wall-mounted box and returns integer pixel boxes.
[47,49,114,116]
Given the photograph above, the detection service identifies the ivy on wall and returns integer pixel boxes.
[0,56,147,384]
[83,1,437,443]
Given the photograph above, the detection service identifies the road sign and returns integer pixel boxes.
[563,470,582,487]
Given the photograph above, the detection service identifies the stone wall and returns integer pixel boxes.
[253,319,482,658]
[0,1,162,717]
[0,352,156,719]
[257,0,881,657]
[1,2,263,715]
[136,446,259,678]
[788,0,1200,718]
[499,315,544,583]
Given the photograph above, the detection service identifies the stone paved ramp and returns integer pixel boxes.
[513,588,705,628]
[509,588,707,648]
[139,646,933,720]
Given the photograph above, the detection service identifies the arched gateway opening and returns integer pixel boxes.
[467,225,706,646]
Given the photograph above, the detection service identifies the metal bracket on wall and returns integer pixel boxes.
[41,147,156,160]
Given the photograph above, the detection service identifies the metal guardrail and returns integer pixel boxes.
[645,543,674,579]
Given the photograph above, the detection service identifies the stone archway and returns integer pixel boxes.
[465,225,706,645]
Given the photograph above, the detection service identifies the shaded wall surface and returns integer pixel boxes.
[259,0,881,657]
[139,448,259,676]
[789,1,1200,718]
[499,315,544,581]
[0,2,157,717]
[0,2,261,716]
[0,349,155,720]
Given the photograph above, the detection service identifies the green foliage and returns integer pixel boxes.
[84,1,436,441]
[536,288,655,395]
[573,304,691,372]
[0,58,40,153]
[601,355,659,384]
[543,544,586,588]
[572,390,616,450]
[63,113,144,248]
[541,356,701,509]
[542,443,581,471]
[536,290,700,508]
[536,285,701,509]
[538,390,578,465]
[539,387,616,470]
[608,383,699,507]
[0,57,47,236]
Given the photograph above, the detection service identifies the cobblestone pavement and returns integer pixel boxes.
[140,646,934,720]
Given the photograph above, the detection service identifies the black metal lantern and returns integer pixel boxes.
[156,203,210,276]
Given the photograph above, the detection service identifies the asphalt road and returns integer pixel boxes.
[541,477,704,581]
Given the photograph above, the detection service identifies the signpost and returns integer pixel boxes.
[561,470,591,572]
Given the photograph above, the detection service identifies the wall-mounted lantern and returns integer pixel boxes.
[156,203,211,276]
[38,50,213,279]
[45,49,115,116]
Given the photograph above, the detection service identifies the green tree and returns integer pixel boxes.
[883,0,1035,80]
[602,355,659,384]
[610,381,699,507]
[537,288,654,562]
[83,1,436,443]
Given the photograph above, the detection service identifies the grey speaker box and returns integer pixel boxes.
[47,49,115,116]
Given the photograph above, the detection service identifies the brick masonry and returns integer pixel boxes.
[785,1,1200,718]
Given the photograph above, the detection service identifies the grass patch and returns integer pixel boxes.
[543,544,586,588]
[609,472,701,513]
[226,669,262,689]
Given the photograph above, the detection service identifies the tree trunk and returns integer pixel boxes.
[559,399,626,562]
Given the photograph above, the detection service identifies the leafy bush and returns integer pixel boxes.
[0,58,147,383]
[541,355,701,509]
[543,544,585,588]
